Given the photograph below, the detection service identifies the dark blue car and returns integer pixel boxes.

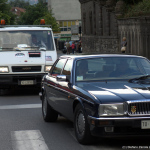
[40,54,150,144]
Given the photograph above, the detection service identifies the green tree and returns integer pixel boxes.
[17,1,48,25]
[0,0,16,24]
[9,0,30,9]
[17,1,60,32]
[33,11,60,32]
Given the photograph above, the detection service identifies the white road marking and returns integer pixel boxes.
[0,104,41,109]
[11,130,49,150]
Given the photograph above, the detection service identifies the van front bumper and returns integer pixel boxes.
[0,73,46,88]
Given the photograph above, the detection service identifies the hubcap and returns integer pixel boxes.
[43,96,47,117]
[76,111,85,135]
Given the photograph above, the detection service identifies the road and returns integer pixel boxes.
[0,88,150,150]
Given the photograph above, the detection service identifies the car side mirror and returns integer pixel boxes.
[56,75,70,83]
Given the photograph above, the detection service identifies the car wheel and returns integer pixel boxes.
[42,92,58,122]
[74,104,93,145]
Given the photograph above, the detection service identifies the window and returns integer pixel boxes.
[68,22,71,27]
[0,30,54,51]
[59,21,77,32]
[51,59,67,76]
[64,21,67,27]
[62,59,73,75]
[72,21,75,25]
[60,21,63,27]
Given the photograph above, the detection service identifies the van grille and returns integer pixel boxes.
[127,100,150,116]
[12,66,41,72]
[28,52,41,57]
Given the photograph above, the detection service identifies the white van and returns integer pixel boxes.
[0,26,57,91]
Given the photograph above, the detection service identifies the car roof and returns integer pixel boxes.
[0,27,52,31]
[59,54,146,60]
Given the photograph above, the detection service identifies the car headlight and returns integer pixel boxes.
[0,67,9,73]
[45,66,52,72]
[99,103,124,116]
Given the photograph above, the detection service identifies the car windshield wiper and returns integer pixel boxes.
[129,74,150,82]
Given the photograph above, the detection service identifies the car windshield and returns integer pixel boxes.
[0,30,54,51]
[75,57,150,82]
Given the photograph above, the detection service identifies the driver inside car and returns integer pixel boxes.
[76,60,88,80]
[31,34,46,48]
[109,61,134,77]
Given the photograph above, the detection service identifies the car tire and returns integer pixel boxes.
[74,104,93,145]
[42,92,58,122]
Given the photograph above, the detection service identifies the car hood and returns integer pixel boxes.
[79,81,150,104]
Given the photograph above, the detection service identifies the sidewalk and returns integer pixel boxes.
[57,49,85,56]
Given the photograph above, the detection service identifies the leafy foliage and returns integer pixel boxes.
[17,1,60,31]
[122,0,143,5]
[123,0,150,18]
[0,0,16,24]
[33,11,60,32]
[17,2,47,25]
[9,0,30,9]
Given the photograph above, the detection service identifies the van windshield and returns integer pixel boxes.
[0,30,54,51]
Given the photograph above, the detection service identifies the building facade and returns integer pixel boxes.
[48,0,81,41]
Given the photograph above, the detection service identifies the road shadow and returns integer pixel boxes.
[0,87,40,96]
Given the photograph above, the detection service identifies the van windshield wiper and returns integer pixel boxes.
[128,74,150,83]
[0,48,21,52]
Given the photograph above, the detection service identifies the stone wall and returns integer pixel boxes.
[79,0,150,60]
[118,17,150,59]
[82,35,118,54]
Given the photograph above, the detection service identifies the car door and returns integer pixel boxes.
[45,58,67,112]
[56,58,75,121]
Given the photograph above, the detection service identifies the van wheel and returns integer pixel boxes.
[74,104,93,145]
[42,92,58,122]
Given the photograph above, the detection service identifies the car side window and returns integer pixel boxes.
[62,59,73,75]
[51,59,67,76]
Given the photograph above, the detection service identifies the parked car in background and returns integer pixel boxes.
[39,54,150,144]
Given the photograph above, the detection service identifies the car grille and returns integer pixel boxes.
[127,100,150,116]
[12,66,41,72]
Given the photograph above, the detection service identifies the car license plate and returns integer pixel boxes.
[141,120,150,129]
[20,80,34,85]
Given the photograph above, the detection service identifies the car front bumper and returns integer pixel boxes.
[88,116,150,137]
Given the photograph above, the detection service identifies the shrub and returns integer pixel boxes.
[122,0,150,18]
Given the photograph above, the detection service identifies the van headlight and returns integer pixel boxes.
[0,67,9,73]
[45,66,52,72]
[99,103,124,116]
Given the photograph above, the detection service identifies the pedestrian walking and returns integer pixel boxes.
[66,41,70,54]
[71,42,75,54]
[121,37,127,53]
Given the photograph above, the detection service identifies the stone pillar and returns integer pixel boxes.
[105,0,116,36]
[99,0,106,36]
